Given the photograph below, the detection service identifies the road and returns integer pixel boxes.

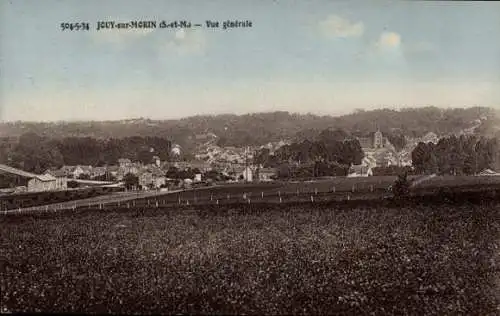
[0,190,179,214]
[0,185,221,215]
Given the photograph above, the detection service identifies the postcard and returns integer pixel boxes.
[1,1,499,314]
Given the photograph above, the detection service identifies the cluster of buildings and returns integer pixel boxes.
[195,140,290,165]
[349,130,440,177]
[0,128,447,191]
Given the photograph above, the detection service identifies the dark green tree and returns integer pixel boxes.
[123,173,139,190]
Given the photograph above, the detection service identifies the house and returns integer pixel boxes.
[90,167,107,179]
[138,172,154,190]
[72,165,93,179]
[421,132,439,144]
[138,166,167,190]
[42,169,68,190]
[117,163,141,180]
[348,165,373,177]
[118,158,132,168]
[236,166,253,182]
[58,165,76,177]
[477,169,500,176]
[107,165,119,177]
[27,173,67,192]
[189,160,212,172]
[152,156,161,167]
[194,173,202,182]
[183,178,193,188]
[257,167,276,181]
[361,156,377,169]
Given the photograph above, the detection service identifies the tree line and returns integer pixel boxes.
[411,134,499,175]
[0,133,172,174]
[1,107,495,149]
[254,129,365,178]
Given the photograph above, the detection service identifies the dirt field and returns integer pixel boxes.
[1,202,499,314]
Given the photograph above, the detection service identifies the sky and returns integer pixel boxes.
[1,0,500,122]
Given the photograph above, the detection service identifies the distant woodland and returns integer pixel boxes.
[0,107,499,174]
[1,107,498,149]
[0,133,172,174]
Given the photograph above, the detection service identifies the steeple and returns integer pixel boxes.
[374,125,383,149]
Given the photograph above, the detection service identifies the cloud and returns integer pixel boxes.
[376,32,401,50]
[319,15,364,38]
[164,28,207,55]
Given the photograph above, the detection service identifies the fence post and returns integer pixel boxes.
[227,194,230,200]
[210,194,213,201]
[311,195,314,203]
[347,193,351,201]
[127,202,130,209]
[333,186,336,193]
[352,184,355,193]
[156,201,159,208]
[279,197,282,203]
[278,191,281,197]
[216,199,219,205]
[315,188,318,195]
[261,192,264,199]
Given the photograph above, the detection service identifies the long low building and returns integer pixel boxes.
[28,174,67,192]
[0,163,67,192]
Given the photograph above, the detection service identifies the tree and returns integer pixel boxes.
[412,142,437,174]
[123,173,139,190]
[78,174,90,180]
[393,172,410,200]
[387,134,406,152]
[339,139,364,166]
[317,129,349,143]
[254,148,271,167]
[277,163,291,179]
[67,180,79,188]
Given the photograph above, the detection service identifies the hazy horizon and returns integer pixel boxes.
[1,0,500,122]
[0,105,496,125]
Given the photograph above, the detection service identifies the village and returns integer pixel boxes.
[0,129,450,194]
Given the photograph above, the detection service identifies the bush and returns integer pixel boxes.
[68,180,79,188]
[393,172,410,200]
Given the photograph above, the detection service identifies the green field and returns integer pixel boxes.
[1,203,499,314]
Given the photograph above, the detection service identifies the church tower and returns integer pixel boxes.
[374,128,383,149]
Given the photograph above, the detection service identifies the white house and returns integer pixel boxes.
[27,173,67,192]
[257,167,276,181]
[238,166,253,182]
[348,165,373,177]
